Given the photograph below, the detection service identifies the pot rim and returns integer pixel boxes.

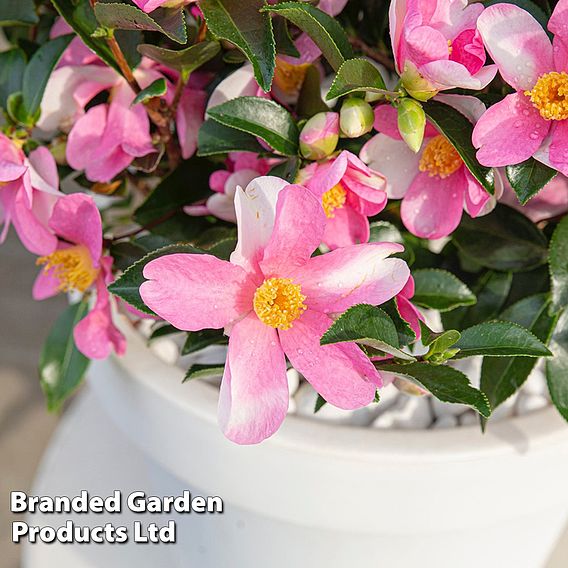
[108,317,568,463]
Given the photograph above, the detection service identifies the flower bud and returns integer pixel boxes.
[397,98,426,153]
[400,62,437,102]
[339,98,374,138]
[299,112,339,160]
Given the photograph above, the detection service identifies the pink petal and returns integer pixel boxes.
[396,295,423,339]
[33,264,61,300]
[291,242,409,312]
[230,176,288,275]
[401,169,465,239]
[550,120,568,176]
[306,152,349,197]
[317,0,348,16]
[472,93,550,167]
[176,88,206,160]
[360,134,421,199]
[373,104,403,140]
[66,105,108,171]
[209,170,231,193]
[553,35,568,70]
[48,193,102,262]
[404,25,450,68]
[260,185,326,276]
[206,193,237,222]
[279,310,379,408]
[140,254,255,331]
[420,60,497,90]
[549,0,568,46]
[435,93,486,122]
[322,205,370,249]
[218,313,288,444]
[463,168,491,218]
[476,3,553,91]
[206,65,260,112]
[28,147,59,194]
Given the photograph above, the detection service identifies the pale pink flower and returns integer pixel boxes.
[301,150,388,249]
[472,1,568,176]
[184,152,272,222]
[133,0,190,13]
[396,276,423,338]
[140,177,410,443]
[33,194,126,360]
[0,135,60,255]
[500,174,568,223]
[390,0,497,98]
[361,95,501,239]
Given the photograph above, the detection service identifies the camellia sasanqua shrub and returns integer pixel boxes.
[1,0,568,444]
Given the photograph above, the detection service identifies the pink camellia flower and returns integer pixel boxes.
[500,174,568,223]
[390,0,497,99]
[0,135,60,255]
[184,152,272,222]
[51,18,100,67]
[472,1,568,176]
[361,95,502,239]
[396,275,423,338]
[133,0,190,13]
[301,150,388,249]
[33,193,126,360]
[140,177,410,443]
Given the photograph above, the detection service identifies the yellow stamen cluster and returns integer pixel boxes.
[525,71,568,121]
[447,39,453,55]
[36,245,99,293]
[273,57,310,96]
[321,184,347,218]
[418,135,462,178]
[253,278,307,330]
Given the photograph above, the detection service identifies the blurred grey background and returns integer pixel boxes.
[1,230,568,568]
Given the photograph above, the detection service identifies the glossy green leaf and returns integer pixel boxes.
[326,58,388,100]
[50,0,121,73]
[549,215,568,313]
[419,321,461,358]
[321,304,416,361]
[453,320,552,359]
[183,364,225,382]
[0,49,26,108]
[268,156,300,183]
[182,329,227,355]
[94,2,187,44]
[207,96,299,155]
[297,65,329,118]
[382,299,417,346]
[546,309,568,422]
[0,0,38,26]
[453,204,548,272]
[132,78,167,106]
[39,301,91,412]
[138,41,221,81]
[7,91,37,127]
[506,158,557,205]
[412,269,476,312]
[423,100,494,194]
[273,16,300,58]
[481,294,558,420]
[200,0,275,91]
[378,362,491,417]
[262,2,353,71]
[108,244,203,314]
[22,34,74,118]
[198,119,266,156]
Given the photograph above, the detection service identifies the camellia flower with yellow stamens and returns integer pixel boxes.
[139,177,409,444]
[472,0,568,176]
[33,193,126,360]
[300,150,388,249]
[361,95,502,239]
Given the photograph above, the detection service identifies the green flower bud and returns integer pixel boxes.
[339,98,375,138]
[299,112,339,160]
[400,62,437,102]
[397,98,426,154]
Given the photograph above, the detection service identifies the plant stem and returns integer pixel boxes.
[107,36,141,95]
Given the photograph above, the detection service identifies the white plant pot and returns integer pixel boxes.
[88,322,568,568]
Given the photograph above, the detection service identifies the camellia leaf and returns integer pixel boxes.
[423,100,494,194]
[382,299,417,346]
[268,156,300,183]
[138,41,221,82]
[546,308,568,422]
[94,2,187,44]
[453,320,552,359]
[182,329,227,356]
[50,0,121,73]
[297,65,329,118]
[108,244,203,313]
[131,78,167,106]
[506,158,557,205]
[200,0,275,91]
[207,97,299,156]
[549,215,568,313]
[198,118,266,156]
[0,0,38,26]
[273,16,300,58]
[262,2,353,71]
[321,304,416,361]
[378,362,491,418]
[481,294,558,421]
[419,321,461,360]
[22,34,74,118]
[0,49,26,109]
[453,204,548,272]
[412,269,476,312]
[326,58,388,100]
[183,364,225,383]
[39,300,91,412]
